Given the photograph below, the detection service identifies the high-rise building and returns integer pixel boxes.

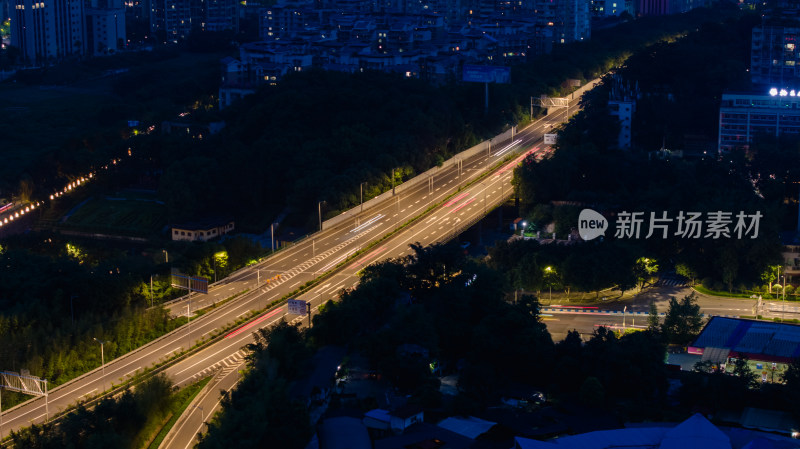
[534,0,590,45]
[751,25,800,88]
[204,0,238,32]
[11,0,85,65]
[86,7,125,55]
[590,0,631,16]
[150,0,192,42]
[86,0,125,55]
[637,0,707,16]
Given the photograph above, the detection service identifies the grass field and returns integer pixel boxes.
[63,191,167,236]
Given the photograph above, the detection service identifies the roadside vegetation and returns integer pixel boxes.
[197,242,800,448]
[510,12,786,295]
[0,3,757,428]
[9,373,210,449]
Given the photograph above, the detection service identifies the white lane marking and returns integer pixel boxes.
[79,388,97,398]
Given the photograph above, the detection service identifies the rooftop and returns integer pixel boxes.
[690,317,800,363]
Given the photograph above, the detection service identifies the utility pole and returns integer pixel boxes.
[271,223,275,252]
[307,302,312,328]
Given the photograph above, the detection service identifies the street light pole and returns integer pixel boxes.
[318,201,324,232]
[530,96,533,121]
[93,338,107,390]
[623,306,627,330]
[783,275,787,321]
[360,182,367,213]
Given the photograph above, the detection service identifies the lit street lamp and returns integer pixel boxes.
[545,266,553,303]
[520,221,527,236]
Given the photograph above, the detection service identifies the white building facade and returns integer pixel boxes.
[11,0,85,65]
[718,89,800,153]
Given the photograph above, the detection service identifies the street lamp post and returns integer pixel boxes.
[783,275,787,321]
[530,96,533,121]
[545,266,553,304]
[93,338,107,390]
[360,182,367,213]
[317,201,325,232]
[623,306,627,330]
[520,221,527,236]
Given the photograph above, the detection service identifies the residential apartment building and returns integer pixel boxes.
[204,0,238,32]
[11,0,85,65]
[86,1,125,55]
[637,0,708,16]
[590,0,633,16]
[718,90,800,152]
[751,25,800,87]
[220,0,593,108]
[149,0,237,43]
[533,0,591,44]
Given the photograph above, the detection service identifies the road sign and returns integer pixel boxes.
[287,299,307,315]
[0,371,48,397]
[462,65,511,84]
[170,270,209,294]
[544,133,558,145]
